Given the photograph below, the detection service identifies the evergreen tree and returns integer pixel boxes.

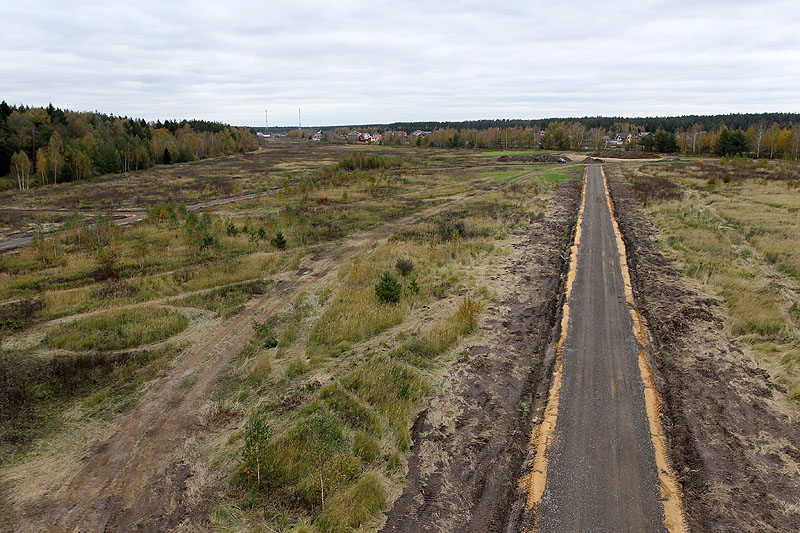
[162,146,172,164]
[715,129,749,156]
[653,131,679,153]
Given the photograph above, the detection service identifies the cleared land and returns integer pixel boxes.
[3,140,800,533]
[0,141,577,532]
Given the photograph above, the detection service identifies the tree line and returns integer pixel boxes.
[308,120,799,158]
[0,102,258,191]
[325,112,800,137]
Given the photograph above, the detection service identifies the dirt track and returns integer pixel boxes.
[10,168,559,532]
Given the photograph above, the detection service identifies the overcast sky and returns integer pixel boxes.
[2,1,799,126]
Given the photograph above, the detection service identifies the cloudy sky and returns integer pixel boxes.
[2,1,799,126]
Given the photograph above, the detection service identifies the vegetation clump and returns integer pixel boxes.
[336,153,398,171]
[271,230,287,250]
[253,320,278,348]
[47,307,188,351]
[176,279,268,318]
[375,272,402,304]
[438,219,466,241]
[395,258,414,276]
[352,431,381,463]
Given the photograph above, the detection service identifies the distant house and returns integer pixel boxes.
[346,131,361,143]
[370,133,382,143]
[412,130,425,136]
[311,130,323,141]
[638,131,651,138]
[358,133,372,143]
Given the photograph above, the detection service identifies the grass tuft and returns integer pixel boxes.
[314,471,386,533]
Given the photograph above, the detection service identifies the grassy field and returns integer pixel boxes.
[0,140,575,531]
[200,168,572,532]
[610,160,800,402]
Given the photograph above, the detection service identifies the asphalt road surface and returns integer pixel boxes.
[536,165,666,532]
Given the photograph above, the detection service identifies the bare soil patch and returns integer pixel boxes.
[381,177,580,532]
[606,171,800,532]
[590,150,657,159]
[496,154,570,163]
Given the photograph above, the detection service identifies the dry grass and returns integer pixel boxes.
[620,162,800,403]
[0,143,572,532]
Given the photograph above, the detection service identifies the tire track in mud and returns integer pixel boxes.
[17,167,562,532]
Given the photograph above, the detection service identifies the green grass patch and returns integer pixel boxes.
[172,279,270,318]
[315,471,386,532]
[47,306,188,351]
[398,295,482,358]
[341,356,429,450]
[537,166,575,183]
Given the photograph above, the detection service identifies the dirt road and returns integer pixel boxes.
[520,166,680,531]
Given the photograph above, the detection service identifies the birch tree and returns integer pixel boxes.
[10,151,32,190]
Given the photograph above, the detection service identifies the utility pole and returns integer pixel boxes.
[265,109,268,136]
[298,108,302,131]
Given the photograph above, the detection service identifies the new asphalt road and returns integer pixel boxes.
[536,165,667,532]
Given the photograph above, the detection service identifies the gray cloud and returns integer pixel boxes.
[2,0,799,125]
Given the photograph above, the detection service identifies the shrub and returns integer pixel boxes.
[253,320,278,348]
[438,219,466,241]
[226,221,238,236]
[241,412,275,488]
[395,258,414,276]
[455,295,482,334]
[271,230,287,250]
[375,272,401,304]
[408,278,420,295]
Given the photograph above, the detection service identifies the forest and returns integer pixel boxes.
[335,112,800,137]
[0,102,258,191]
